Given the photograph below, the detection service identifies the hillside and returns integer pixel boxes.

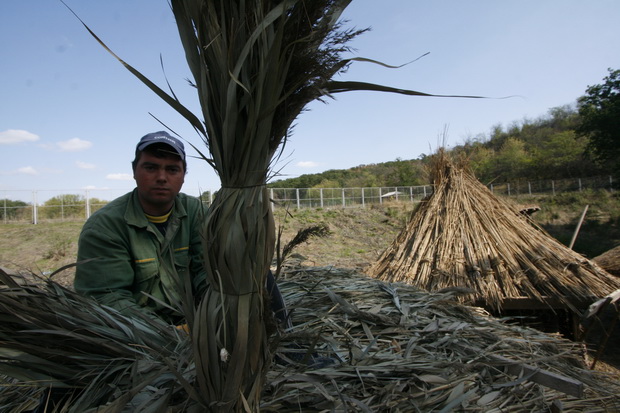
[268,104,611,190]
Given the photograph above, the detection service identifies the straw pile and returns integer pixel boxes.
[2,266,620,412]
[594,246,620,277]
[367,151,620,313]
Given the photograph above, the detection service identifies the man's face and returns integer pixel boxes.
[133,151,185,215]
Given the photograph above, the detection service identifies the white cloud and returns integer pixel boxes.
[106,173,133,181]
[57,137,93,152]
[0,129,39,144]
[76,161,96,169]
[83,185,111,190]
[296,161,319,168]
[17,166,38,175]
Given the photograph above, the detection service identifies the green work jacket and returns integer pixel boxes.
[74,189,207,324]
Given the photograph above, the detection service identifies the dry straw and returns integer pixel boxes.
[167,2,365,409]
[368,150,620,313]
[594,246,620,277]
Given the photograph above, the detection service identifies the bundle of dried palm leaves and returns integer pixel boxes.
[264,265,620,412]
[169,2,367,409]
[368,150,620,313]
[3,266,619,412]
[0,269,195,411]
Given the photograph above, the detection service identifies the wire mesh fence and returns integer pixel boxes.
[269,186,434,209]
[1,175,615,224]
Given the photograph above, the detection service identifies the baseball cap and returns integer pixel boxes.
[137,131,186,160]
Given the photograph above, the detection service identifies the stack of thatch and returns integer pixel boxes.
[594,246,620,277]
[2,266,620,412]
[368,151,620,313]
[265,266,620,411]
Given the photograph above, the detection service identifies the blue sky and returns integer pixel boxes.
[1,1,619,203]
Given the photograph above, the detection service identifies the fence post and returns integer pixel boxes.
[85,189,91,219]
[32,191,38,225]
[379,187,383,205]
[320,188,324,208]
[528,182,532,195]
[2,197,6,224]
[341,188,345,208]
[507,183,511,196]
[296,188,300,209]
[552,180,555,196]
[270,189,274,212]
[490,184,494,193]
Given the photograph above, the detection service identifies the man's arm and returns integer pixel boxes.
[75,225,155,319]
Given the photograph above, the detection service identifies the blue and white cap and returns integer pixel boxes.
[137,131,185,160]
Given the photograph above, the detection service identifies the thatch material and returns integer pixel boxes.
[0,269,191,412]
[594,246,620,277]
[265,266,620,411]
[367,151,620,313]
[3,266,620,412]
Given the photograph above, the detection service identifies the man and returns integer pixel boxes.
[28,132,206,412]
[75,131,288,325]
[74,131,207,324]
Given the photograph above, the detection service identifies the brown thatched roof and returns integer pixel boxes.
[594,245,620,277]
[367,151,620,312]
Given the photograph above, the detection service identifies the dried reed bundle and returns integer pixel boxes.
[368,150,620,312]
[167,2,365,409]
[594,246,620,277]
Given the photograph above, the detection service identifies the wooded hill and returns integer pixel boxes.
[268,104,609,189]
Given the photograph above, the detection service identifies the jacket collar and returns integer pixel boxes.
[124,188,187,228]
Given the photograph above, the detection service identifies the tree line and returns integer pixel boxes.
[269,68,620,189]
[1,195,108,221]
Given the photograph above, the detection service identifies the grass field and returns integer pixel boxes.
[1,189,618,287]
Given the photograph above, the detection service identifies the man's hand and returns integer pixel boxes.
[175,323,190,333]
